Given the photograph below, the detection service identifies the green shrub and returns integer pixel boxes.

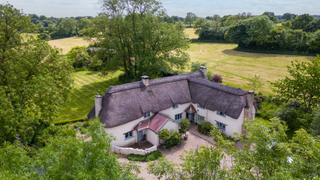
[180,119,191,133]
[158,129,170,141]
[165,130,182,149]
[198,122,214,135]
[81,128,88,134]
[127,150,163,162]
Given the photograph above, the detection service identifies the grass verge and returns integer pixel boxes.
[127,150,163,162]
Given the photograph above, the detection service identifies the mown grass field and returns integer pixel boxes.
[54,71,122,121]
[49,29,316,121]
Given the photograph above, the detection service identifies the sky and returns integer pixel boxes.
[4,0,320,18]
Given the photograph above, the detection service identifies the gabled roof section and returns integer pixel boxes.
[185,105,196,113]
[149,113,171,134]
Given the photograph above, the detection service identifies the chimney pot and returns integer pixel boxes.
[199,66,207,79]
[95,93,102,117]
[141,76,149,87]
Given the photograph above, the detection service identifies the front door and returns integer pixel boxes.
[187,113,195,122]
[138,131,144,141]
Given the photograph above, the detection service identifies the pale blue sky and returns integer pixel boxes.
[5,0,320,18]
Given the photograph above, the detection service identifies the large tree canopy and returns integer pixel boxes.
[0,4,73,144]
[88,0,190,78]
[272,56,320,112]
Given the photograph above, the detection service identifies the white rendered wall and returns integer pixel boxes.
[146,130,159,146]
[105,112,153,147]
[161,120,179,132]
[207,109,244,137]
[160,103,190,120]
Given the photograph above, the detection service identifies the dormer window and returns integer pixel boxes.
[197,104,205,109]
[217,111,226,117]
[143,112,151,118]
[173,104,179,109]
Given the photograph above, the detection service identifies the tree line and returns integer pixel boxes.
[191,12,320,54]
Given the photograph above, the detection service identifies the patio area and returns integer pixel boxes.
[128,140,154,150]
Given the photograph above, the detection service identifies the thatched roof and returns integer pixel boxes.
[88,71,248,128]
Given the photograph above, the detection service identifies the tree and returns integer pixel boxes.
[308,30,320,51]
[180,119,190,134]
[88,0,190,78]
[0,4,73,144]
[47,23,55,33]
[66,46,90,69]
[246,74,264,91]
[272,56,320,112]
[0,119,142,179]
[193,18,206,35]
[305,18,320,32]
[36,22,45,33]
[184,12,197,27]
[55,18,78,37]
[78,18,91,36]
[291,14,314,30]
[310,108,320,136]
[262,11,278,23]
[158,129,170,142]
[226,15,275,48]
[281,13,297,21]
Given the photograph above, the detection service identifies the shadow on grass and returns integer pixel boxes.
[222,49,285,58]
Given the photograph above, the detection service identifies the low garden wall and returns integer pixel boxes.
[113,145,157,155]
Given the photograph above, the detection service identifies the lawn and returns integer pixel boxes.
[54,71,121,122]
[184,28,198,39]
[185,43,314,95]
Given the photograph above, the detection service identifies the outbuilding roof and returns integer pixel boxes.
[88,71,248,128]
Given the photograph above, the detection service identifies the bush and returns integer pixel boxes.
[198,122,214,135]
[190,61,206,72]
[158,129,170,141]
[81,128,88,134]
[180,119,190,133]
[165,131,183,149]
[127,150,163,162]
[212,74,223,83]
[286,100,301,108]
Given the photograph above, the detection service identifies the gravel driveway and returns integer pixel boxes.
[118,128,213,180]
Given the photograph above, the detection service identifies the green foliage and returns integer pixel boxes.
[310,108,320,136]
[0,119,141,179]
[291,14,314,30]
[308,30,320,51]
[304,18,320,32]
[272,56,320,112]
[0,4,73,144]
[184,12,197,27]
[87,0,190,78]
[66,46,90,69]
[147,157,179,180]
[262,11,278,23]
[36,22,45,33]
[190,61,206,72]
[281,13,297,21]
[226,15,275,48]
[127,151,163,162]
[198,122,214,135]
[54,18,78,37]
[37,32,50,40]
[179,119,190,133]
[158,129,170,141]
[165,130,182,149]
[246,74,264,91]
[53,118,87,125]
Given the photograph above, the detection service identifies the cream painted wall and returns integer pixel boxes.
[105,112,153,147]
[161,120,179,132]
[146,130,159,146]
[160,103,190,120]
[207,109,244,137]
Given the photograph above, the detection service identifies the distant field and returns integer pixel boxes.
[54,71,121,121]
[186,43,314,95]
[184,28,198,39]
[48,37,90,55]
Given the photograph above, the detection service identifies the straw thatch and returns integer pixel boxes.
[88,70,248,128]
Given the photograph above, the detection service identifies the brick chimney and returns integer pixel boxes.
[95,92,102,117]
[141,76,149,87]
[200,66,207,79]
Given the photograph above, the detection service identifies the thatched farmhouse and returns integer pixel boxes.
[88,66,256,148]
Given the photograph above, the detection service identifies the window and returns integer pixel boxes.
[216,111,226,117]
[124,131,134,140]
[197,115,205,125]
[173,104,179,109]
[175,113,182,121]
[143,112,150,118]
[197,104,205,109]
[216,121,226,132]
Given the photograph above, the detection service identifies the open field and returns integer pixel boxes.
[54,71,121,121]
[48,37,90,55]
[184,28,198,39]
[186,43,314,95]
